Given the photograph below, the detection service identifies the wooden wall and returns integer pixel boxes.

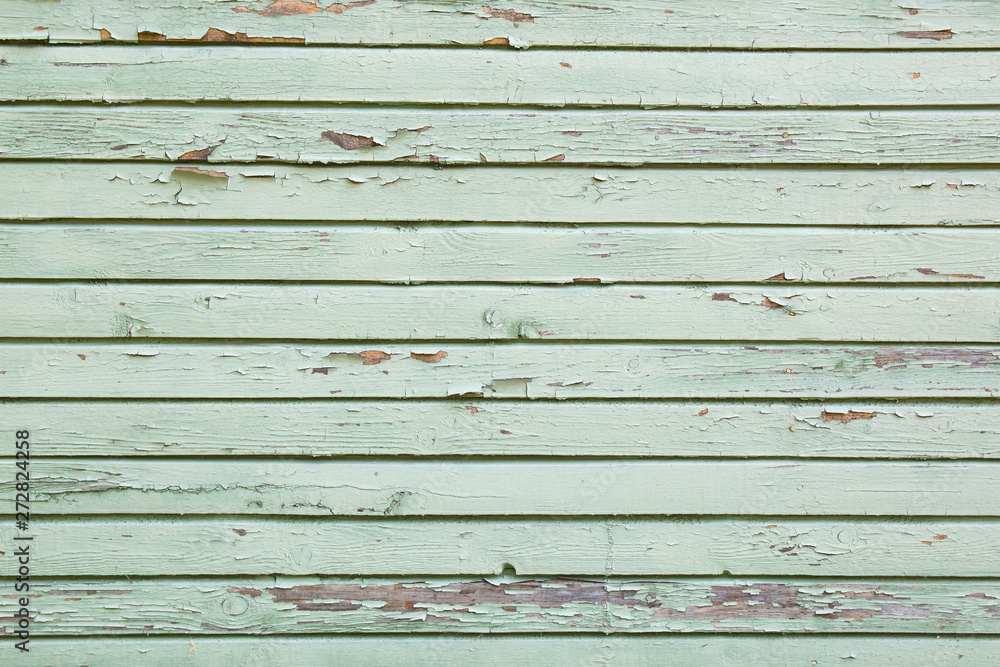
[2,1,1000,664]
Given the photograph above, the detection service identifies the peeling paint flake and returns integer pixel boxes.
[178,146,220,161]
[820,410,877,424]
[321,131,381,150]
[248,0,376,16]
[257,0,333,17]
[173,166,228,180]
[327,0,378,15]
[122,348,160,358]
[239,167,277,179]
[359,350,392,365]
[129,28,305,44]
[480,5,535,23]
[897,29,954,40]
[410,351,448,363]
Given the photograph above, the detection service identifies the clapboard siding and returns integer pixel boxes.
[2,637,997,667]
[2,0,996,49]
[5,164,1000,225]
[2,224,997,284]
[5,108,1000,165]
[9,459,1000,517]
[2,343,998,398]
[5,400,999,459]
[2,285,997,342]
[4,518,996,577]
[8,576,1000,635]
[2,47,998,107]
[3,4,1000,660]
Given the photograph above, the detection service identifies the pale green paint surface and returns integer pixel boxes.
[0,0,993,49]
[1,343,997,398]
[0,47,994,107]
[2,518,994,576]
[5,399,998,459]
[6,576,1000,634]
[4,107,1000,165]
[2,8,1000,654]
[3,285,998,342]
[2,224,999,283]
[8,459,1000,516]
[4,164,1000,224]
[1,637,997,667]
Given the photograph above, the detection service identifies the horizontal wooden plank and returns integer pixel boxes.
[3,0,997,49]
[4,164,999,225]
[0,47,996,107]
[7,400,999,459]
[1,343,997,399]
[10,576,1000,635]
[9,460,999,517]
[3,224,998,284]
[3,518,996,576]
[3,637,998,667]
[6,108,1000,165]
[3,285,996,342]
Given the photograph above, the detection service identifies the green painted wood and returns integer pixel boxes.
[3,224,998,284]
[8,459,999,516]
[2,518,993,576]
[2,0,998,647]
[1,343,997,399]
[8,576,1000,635]
[3,285,997,342]
[6,400,998,459]
[3,164,999,225]
[2,637,997,667]
[5,108,1000,165]
[2,0,995,49]
[0,0,997,655]
[0,46,994,107]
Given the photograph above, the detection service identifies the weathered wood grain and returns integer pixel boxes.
[2,0,996,49]
[6,400,998,459]
[7,459,999,517]
[1,47,995,107]
[1,0,997,653]
[2,637,997,667]
[3,224,998,284]
[4,164,999,225]
[3,285,997,342]
[3,518,995,576]
[5,108,1000,165]
[1,343,997,399]
[8,576,1000,635]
